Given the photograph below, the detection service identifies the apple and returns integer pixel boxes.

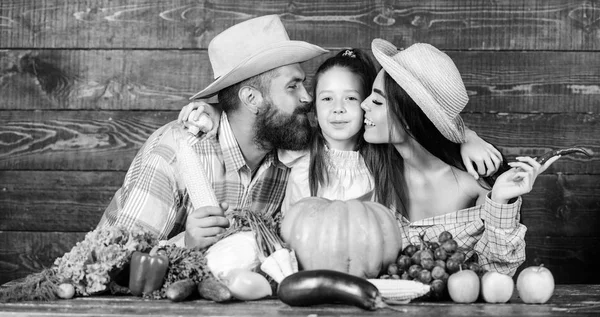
[447,269,480,303]
[516,265,555,304]
[480,271,514,303]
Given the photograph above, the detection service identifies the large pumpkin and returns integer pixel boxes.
[280,197,402,278]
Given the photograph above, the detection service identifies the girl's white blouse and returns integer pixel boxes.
[279,147,375,216]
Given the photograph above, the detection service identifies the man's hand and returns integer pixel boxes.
[461,130,503,180]
[185,202,229,250]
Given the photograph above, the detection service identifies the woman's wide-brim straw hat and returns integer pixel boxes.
[371,39,468,143]
[191,15,328,100]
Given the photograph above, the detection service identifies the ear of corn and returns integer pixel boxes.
[367,279,431,304]
[174,127,219,209]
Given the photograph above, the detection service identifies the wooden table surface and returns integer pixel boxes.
[1,284,600,317]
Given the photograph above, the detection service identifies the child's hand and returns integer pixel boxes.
[490,156,560,203]
[461,130,503,180]
[178,101,221,139]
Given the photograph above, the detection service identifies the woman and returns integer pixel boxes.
[360,39,559,276]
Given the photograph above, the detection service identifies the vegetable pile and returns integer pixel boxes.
[1,200,434,311]
[1,225,157,302]
[0,209,293,303]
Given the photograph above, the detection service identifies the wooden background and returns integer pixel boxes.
[0,0,598,284]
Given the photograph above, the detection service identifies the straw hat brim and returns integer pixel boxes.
[371,39,465,143]
[190,41,328,100]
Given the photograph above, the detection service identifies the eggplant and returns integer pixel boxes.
[536,147,592,164]
[277,270,384,311]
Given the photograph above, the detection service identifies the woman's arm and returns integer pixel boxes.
[178,101,222,139]
[489,156,559,204]
[472,155,559,275]
[473,193,527,276]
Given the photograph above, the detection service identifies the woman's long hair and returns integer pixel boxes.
[382,72,510,202]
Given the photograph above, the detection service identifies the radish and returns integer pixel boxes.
[56,283,75,299]
[246,211,298,283]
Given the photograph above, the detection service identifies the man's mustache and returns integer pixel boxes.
[295,103,312,115]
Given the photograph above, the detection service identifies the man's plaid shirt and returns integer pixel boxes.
[97,113,290,240]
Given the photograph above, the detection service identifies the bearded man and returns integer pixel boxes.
[97,15,328,249]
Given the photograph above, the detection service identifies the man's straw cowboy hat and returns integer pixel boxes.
[191,15,328,100]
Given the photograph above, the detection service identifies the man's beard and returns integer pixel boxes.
[254,98,312,151]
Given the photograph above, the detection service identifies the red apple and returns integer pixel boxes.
[447,269,480,303]
[516,265,554,304]
[480,271,514,303]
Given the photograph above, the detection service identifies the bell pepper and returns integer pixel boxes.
[128,249,169,296]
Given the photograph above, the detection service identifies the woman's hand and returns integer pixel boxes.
[461,130,503,180]
[178,101,222,139]
[490,156,560,203]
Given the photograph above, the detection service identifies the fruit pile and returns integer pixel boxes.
[379,231,485,300]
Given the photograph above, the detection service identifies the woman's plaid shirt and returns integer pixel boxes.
[399,194,526,276]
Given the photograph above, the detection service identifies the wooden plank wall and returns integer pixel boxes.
[1,0,598,284]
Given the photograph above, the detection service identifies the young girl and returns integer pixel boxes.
[179,49,503,216]
[361,39,559,276]
[278,49,380,213]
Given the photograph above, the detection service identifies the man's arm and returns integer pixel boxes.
[460,127,503,180]
[97,152,181,240]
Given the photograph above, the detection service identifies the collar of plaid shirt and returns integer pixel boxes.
[195,112,290,219]
[217,112,289,172]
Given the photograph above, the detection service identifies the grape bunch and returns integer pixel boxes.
[379,231,486,300]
